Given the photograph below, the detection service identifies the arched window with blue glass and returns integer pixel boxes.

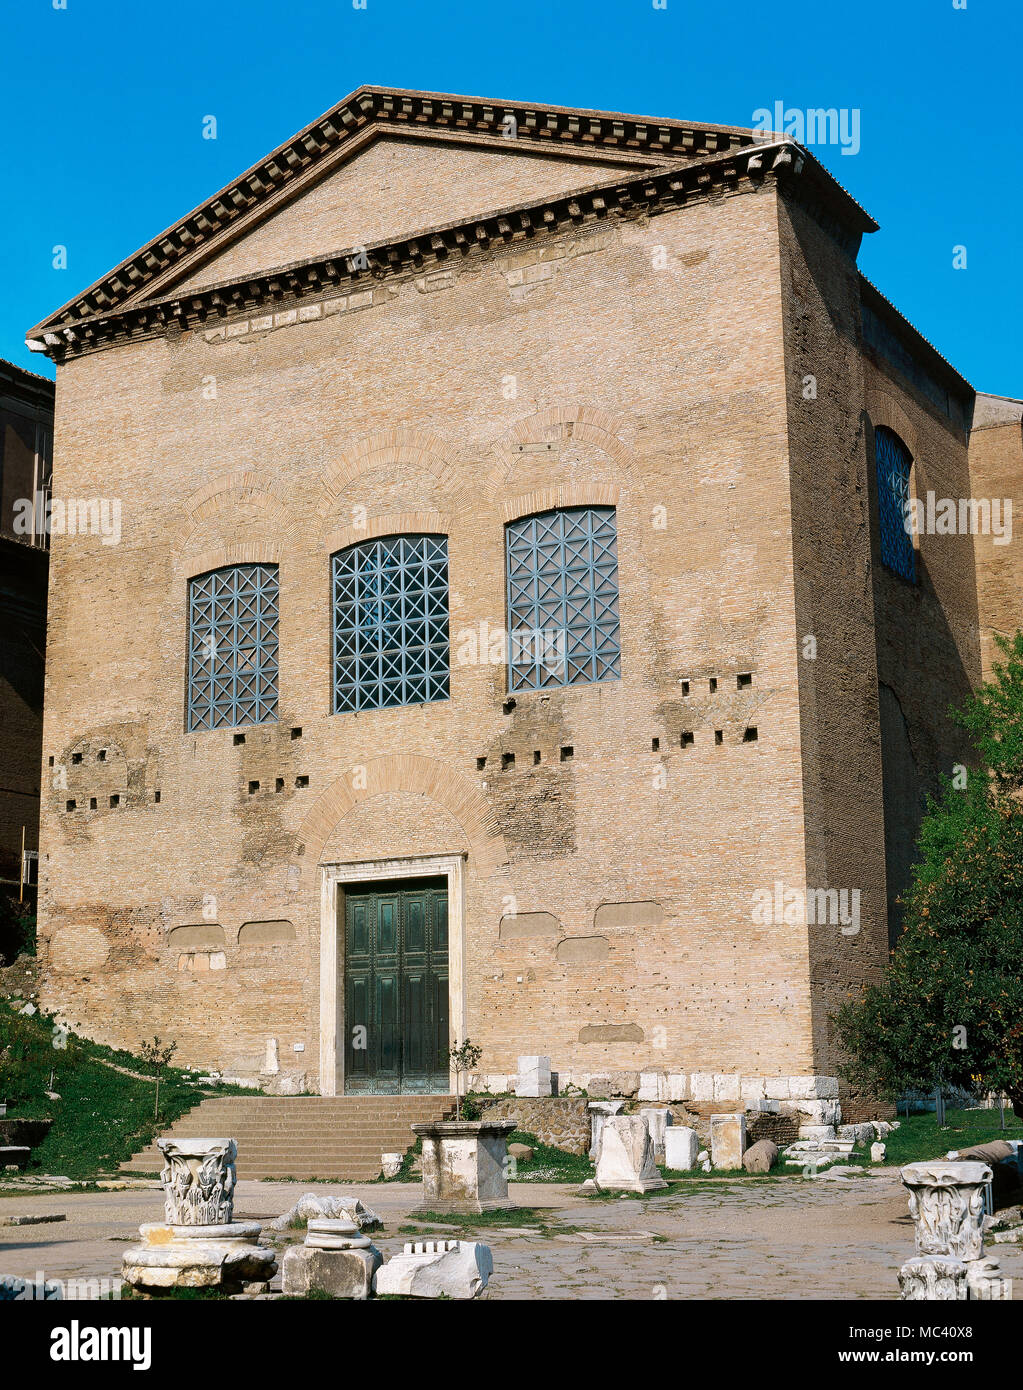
[505,506,621,693]
[187,563,279,731]
[332,533,450,713]
[874,425,916,582]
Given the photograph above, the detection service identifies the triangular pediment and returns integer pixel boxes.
[28,86,762,337]
[162,130,658,298]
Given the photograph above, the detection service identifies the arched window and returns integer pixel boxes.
[332,533,450,713]
[187,564,279,730]
[874,426,916,582]
[505,506,621,692]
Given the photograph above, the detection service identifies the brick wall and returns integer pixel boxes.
[34,132,997,1101]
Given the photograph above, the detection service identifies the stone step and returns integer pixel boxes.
[120,1092,454,1179]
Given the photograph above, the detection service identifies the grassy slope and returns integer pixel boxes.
[1,1003,249,1179]
[881,1106,1023,1167]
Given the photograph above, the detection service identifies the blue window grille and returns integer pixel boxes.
[505,506,621,693]
[332,534,450,713]
[875,426,916,582]
[187,564,279,731]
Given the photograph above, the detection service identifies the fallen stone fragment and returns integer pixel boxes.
[271,1192,380,1231]
[838,1123,874,1146]
[0,1213,66,1227]
[870,1142,886,1162]
[991,1227,1023,1244]
[742,1140,779,1174]
[374,1240,493,1299]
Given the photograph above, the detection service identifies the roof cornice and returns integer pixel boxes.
[27,86,773,341]
[28,140,877,364]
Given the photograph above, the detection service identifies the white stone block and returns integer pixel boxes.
[740,1076,766,1100]
[666,1073,688,1101]
[711,1113,746,1169]
[664,1127,699,1171]
[871,1142,886,1162]
[515,1056,552,1098]
[690,1073,714,1102]
[765,1076,790,1099]
[799,1125,837,1142]
[638,1107,672,1162]
[637,1072,664,1101]
[789,1074,839,1100]
[792,1100,840,1126]
[713,1073,740,1101]
[838,1123,874,1146]
[373,1240,492,1299]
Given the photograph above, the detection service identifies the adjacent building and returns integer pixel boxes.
[0,358,52,907]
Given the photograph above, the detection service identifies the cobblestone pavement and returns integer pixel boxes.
[2,1169,1021,1299]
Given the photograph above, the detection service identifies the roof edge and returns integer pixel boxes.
[28,141,877,363]
[859,274,973,400]
[28,86,775,340]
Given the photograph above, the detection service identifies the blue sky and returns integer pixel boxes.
[2,0,1019,395]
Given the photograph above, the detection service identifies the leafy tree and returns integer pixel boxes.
[835,632,1023,1115]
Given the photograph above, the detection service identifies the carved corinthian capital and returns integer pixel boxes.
[157,1138,237,1226]
[900,1161,992,1261]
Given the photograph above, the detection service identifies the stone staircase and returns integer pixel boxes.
[120,1094,455,1181]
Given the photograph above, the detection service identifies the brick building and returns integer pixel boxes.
[24,89,1021,1106]
[0,359,52,906]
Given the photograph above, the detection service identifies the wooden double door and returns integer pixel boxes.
[343,877,450,1094]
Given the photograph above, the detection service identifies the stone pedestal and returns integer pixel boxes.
[638,1107,672,1164]
[411,1121,515,1214]
[593,1115,666,1193]
[515,1056,552,1097]
[710,1113,746,1170]
[664,1126,700,1171]
[281,1218,381,1299]
[588,1100,625,1160]
[901,1161,992,1260]
[122,1137,276,1295]
[123,1221,277,1293]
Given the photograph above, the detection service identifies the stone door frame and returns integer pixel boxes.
[318,852,466,1097]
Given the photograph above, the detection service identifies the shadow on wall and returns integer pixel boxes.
[877,682,925,948]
